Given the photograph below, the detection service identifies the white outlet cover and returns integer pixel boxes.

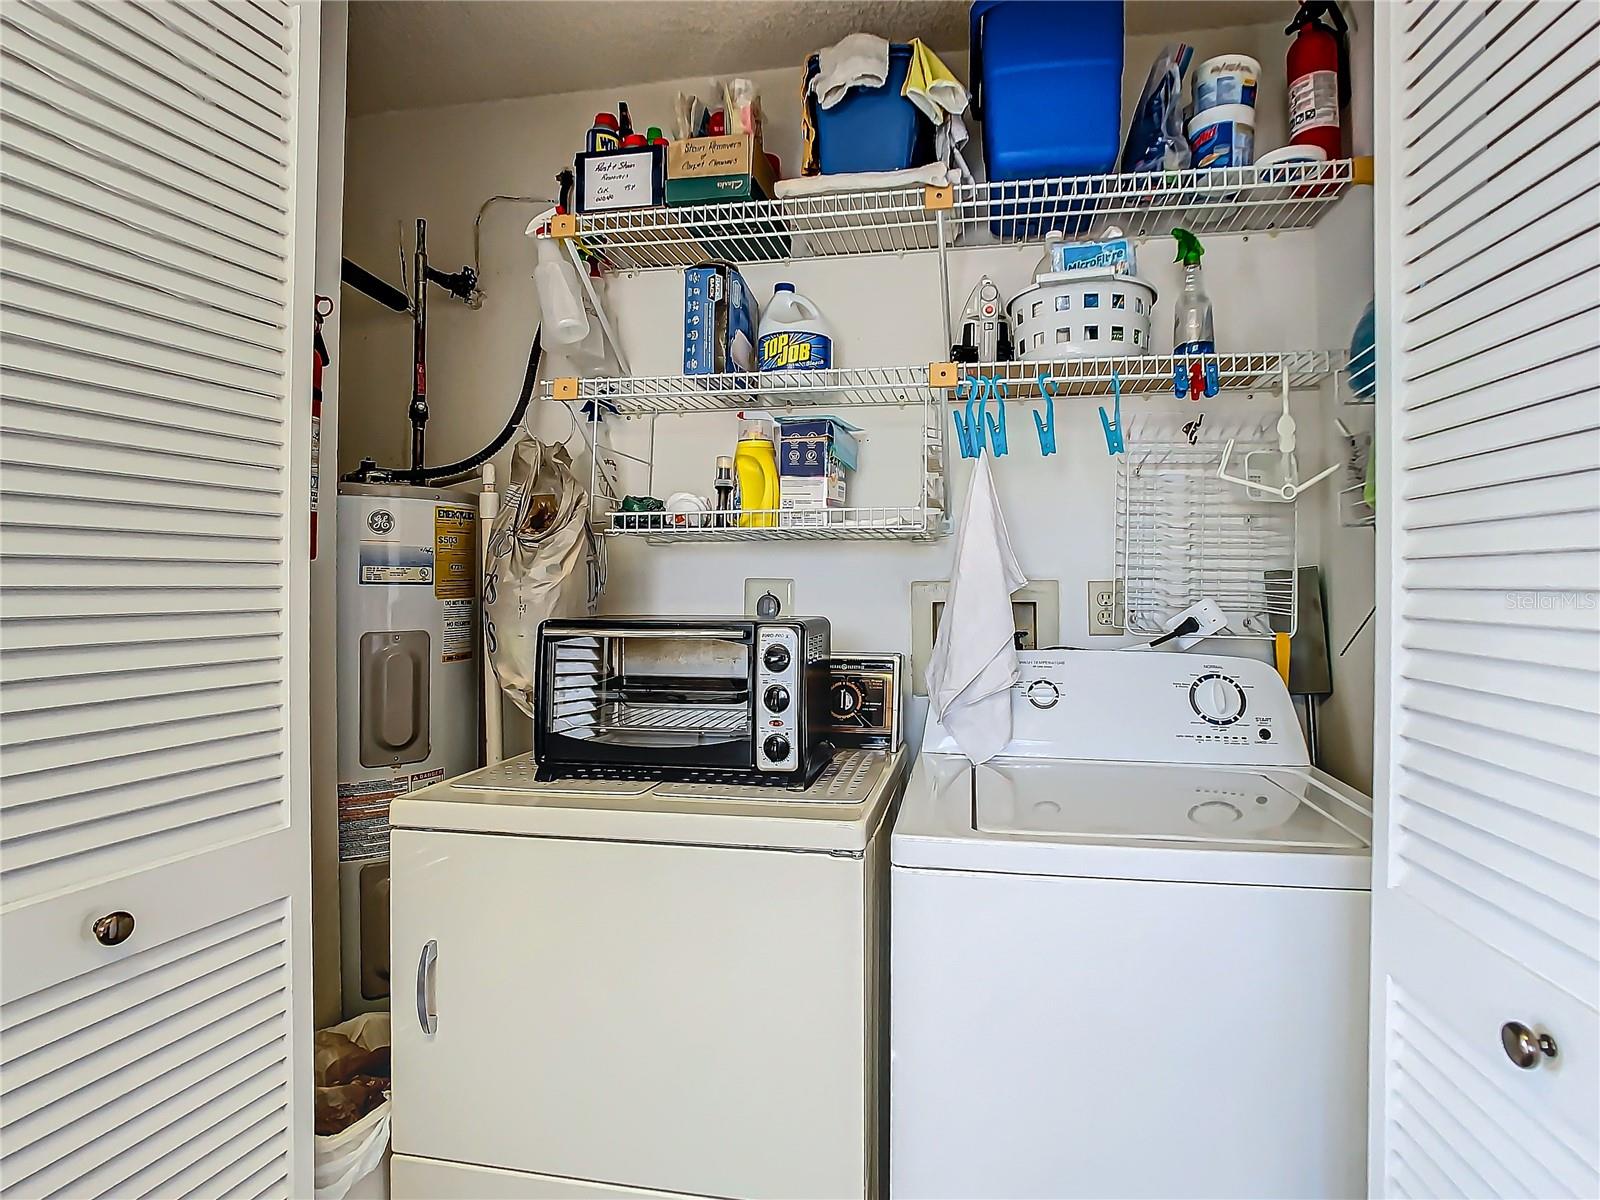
[744,578,795,618]
[909,580,1060,696]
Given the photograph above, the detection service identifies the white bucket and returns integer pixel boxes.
[1007,273,1158,361]
[1188,104,1256,169]
[1194,54,1260,113]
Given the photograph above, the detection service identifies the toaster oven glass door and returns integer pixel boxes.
[542,627,754,772]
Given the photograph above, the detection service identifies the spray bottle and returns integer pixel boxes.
[1171,228,1219,398]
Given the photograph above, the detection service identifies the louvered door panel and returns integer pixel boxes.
[0,0,318,1196]
[1373,3,1600,1197]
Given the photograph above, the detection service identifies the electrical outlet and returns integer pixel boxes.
[1088,580,1122,635]
[745,578,795,618]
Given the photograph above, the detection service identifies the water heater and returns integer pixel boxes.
[336,482,479,1013]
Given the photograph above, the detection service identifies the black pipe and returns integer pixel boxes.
[340,258,409,312]
[348,326,542,487]
[409,219,428,472]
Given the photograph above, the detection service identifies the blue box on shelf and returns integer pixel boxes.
[684,263,758,375]
[811,44,936,175]
[971,0,1125,236]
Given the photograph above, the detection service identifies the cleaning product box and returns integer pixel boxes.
[665,134,778,205]
[777,416,860,523]
[684,263,758,375]
[1052,234,1137,276]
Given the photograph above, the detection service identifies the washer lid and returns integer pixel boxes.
[891,754,1372,888]
[974,761,1365,851]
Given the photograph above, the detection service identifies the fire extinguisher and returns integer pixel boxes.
[1286,0,1349,159]
[311,295,332,559]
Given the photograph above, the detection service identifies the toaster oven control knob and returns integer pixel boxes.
[762,643,791,672]
[763,734,791,762]
[763,684,791,713]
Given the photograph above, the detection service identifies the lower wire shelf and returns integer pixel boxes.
[601,505,948,543]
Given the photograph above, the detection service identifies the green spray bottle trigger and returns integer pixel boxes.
[1172,227,1205,265]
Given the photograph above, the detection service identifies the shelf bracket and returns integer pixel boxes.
[1352,156,1375,186]
[552,377,579,401]
[549,213,579,240]
[928,362,960,389]
[923,184,954,211]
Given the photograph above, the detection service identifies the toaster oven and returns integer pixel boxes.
[534,617,833,784]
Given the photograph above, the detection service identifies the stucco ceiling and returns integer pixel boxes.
[346,0,1282,117]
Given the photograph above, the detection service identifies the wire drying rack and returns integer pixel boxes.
[1116,410,1298,639]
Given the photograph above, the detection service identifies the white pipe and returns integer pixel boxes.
[479,462,504,765]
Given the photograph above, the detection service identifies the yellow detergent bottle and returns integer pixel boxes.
[734,413,780,528]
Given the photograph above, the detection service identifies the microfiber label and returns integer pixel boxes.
[759,330,832,371]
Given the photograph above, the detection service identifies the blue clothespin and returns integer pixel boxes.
[952,375,986,459]
[983,377,1009,456]
[1099,370,1125,455]
[1033,373,1058,456]
[1204,356,1220,397]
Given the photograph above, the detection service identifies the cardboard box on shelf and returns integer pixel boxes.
[684,263,759,375]
[666,134,779,204]
[777,417,860,523]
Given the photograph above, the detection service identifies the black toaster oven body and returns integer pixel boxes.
[533,617,833,786]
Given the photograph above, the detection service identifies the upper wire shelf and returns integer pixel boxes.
[562,159,1364,271]
[548,352,1347,417]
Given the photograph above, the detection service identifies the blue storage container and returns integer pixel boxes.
[971,0,1125,182]
[813,43,936,174]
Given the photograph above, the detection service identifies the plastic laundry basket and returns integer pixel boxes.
[813,44,936,174]
[1008,273,1157,361]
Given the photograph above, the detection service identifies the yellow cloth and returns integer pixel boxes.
[901,38,968,122]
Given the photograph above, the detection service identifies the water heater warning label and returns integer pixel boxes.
[433,505,476,600]
[358,543,432,585]
[441,599,474,663]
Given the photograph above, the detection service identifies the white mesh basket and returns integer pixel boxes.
[1008,272,1157,361]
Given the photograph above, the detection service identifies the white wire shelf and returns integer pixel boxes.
[563,159,1364,271]
[550,352,1346,417]
[602,505,948,543]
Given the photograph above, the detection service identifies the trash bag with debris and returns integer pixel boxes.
[313,1013,390,1200]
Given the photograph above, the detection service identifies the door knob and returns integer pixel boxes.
[92,911,135,946]
[1501,1021,1558,1069]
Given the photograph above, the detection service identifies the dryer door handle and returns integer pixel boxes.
[416,939,438,1035]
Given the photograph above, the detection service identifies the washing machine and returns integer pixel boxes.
[890,649,1372,1199]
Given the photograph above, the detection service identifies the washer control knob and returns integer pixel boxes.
[763,685,791,713]
[1026,680,1060,709]
[762,643,791,672]
[1190,675,1245,725]
[763,734,791,763]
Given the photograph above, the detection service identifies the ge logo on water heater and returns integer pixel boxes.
[367,509,395,535]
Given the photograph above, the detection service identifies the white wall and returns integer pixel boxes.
[340,19,1376,786]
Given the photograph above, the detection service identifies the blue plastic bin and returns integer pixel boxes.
[814,44,936,174]
[971,0,1125,182]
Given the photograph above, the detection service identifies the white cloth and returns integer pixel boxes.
[925,454,1027,764]
[812,33,891,110]
[774,162,951,199]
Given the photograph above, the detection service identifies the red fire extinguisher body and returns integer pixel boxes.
[1287,8,1343,158]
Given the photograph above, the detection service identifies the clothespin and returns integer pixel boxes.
[1182,412,1204,445]
[983,377,1009,457]
[952,376,986,459]
[1099,370,1125,455]
[1033,373,1058,456]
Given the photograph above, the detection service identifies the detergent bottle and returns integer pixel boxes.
[758,284,834,373]
[1171,228,1214,354]
[733,412,780,528]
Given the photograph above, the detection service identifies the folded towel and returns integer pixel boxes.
[901,39,968,122]
[812,33,891,110]
[774,163,952,199]
[925,453,1027,764]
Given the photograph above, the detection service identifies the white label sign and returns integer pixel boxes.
[582,152,655,211]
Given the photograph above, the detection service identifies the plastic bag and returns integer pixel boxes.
[314,1013,390,1200]
[1120,44,1194,173]
[483,438,598,719]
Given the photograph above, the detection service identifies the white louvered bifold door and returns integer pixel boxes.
[1372,3,1600,1197]
[0,1,320,1197]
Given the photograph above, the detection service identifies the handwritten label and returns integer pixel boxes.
[668,135,753,179]
[582,152,655,211]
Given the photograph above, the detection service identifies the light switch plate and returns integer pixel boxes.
[745,578,795,618]
[910,580,1060,695]
[1088,579,1122,635]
